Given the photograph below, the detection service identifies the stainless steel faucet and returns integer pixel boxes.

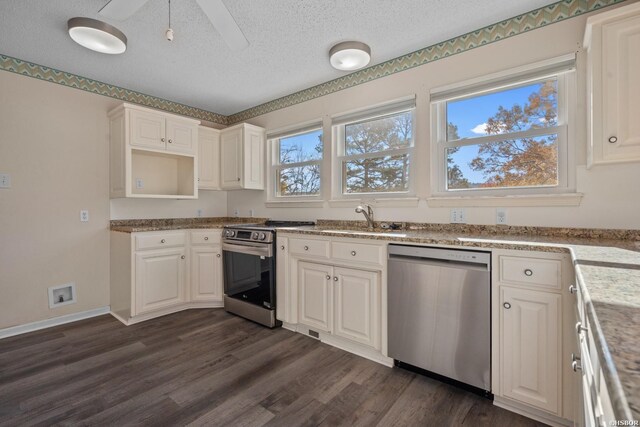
[355,204,375,230]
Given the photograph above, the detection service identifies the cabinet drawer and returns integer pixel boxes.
[499,256,561,289]
[190,230,221,245]
[135,232,186,251]
[331,241,384,266]
[289,238,329,258]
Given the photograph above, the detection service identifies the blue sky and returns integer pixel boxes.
[279,130,323,164]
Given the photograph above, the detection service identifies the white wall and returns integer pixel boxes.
[110,191,228,220]
[227,12,640,230]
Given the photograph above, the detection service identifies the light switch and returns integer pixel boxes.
[80,210,89,222]
[0,173,11,188]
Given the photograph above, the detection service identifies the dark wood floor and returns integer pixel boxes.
[0,309,546,426]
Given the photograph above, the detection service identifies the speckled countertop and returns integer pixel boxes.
[110,217,640,420]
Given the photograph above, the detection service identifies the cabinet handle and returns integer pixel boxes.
[281,245,285,250]
[503,302,511,309]
[161,137,165,142]
[569,285,577,294]
[572,361,582,372]
[333,276,338,281]
[351,250,357,256]
[523,269,533,276]
[576,321,588,335]
[304,246,309,251]
[204,237,208,241]
[161,239,166,243]
[326,275,331,280]
[181,255,185,259]
[216,254,221,258]
[608,136,618,144]
[571,353,581,363]
[168,139,173,143]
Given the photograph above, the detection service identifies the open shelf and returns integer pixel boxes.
[130,149,196,198]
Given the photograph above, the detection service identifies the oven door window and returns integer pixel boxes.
[223,249,274,309]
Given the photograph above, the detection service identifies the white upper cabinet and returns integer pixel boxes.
[198,126,221,190]
[127,105,198,155]
[166,118,197,154]
[220,123,265,190]
[129,109,165,150]
[585,2,640,166]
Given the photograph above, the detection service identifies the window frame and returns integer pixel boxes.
[430,56,576,198]
[267,123,324,202]
[331,100,416,199]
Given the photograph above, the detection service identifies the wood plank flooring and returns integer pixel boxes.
[0,309,546,426]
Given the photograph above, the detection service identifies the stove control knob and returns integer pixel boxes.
[227,230,235,237]
[259,232,267,241]
[251,232,259,240]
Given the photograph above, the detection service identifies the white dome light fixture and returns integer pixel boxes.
[68,17,127,55]
[329,41,371,71]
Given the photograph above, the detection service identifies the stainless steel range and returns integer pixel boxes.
[222,220,314,328]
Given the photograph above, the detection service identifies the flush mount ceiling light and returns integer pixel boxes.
[67,17,127,54]
[329,41,371,71]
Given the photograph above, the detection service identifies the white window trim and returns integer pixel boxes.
[331,96,417,201]
[429,54,578,204]
[266,120,324,204]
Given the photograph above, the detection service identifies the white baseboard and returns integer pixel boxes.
[0,306,111,340]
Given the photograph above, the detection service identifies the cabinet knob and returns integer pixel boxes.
[523,269,533,276]
[161,138,165,142]
[351,250,357,256]
[576,321,588,335]
[326,275,331,280]
[572,361,582,372]
[304,246,309,251]
[161,239,166,243]
[237,177,240,181]
[168,139,173,143]
[503,302,511,309]
[333,276,338,281]
[608,136,618,144]
[569,285,577,294]
[181,255,185,259]
[204,237,208,241]
[216,253,221,258]
[281,245,285,250]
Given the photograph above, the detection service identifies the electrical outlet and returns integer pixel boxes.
[0,173,11,188]
[450,208,466,223]
[233,209,239,217]
[80,210,89,222]
[135,178,144,189]
[249,209,254,217]
[496,208,507,225]
[197,209,203,217]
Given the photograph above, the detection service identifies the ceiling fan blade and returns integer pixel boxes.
[99,0,150,21]
[196,0,249,51]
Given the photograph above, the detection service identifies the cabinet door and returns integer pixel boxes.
[135,248,186,315]
[198,127,220,189]
[601,12,640,163]
[190,246,223,302]
[501,286,561,414]
[334,267,380,349]
[220,127,243,189]
[298,262,333,332]
[276,237,291,323]
[166,119,197,154]
[129,109,165,150]
[243,126,265,190]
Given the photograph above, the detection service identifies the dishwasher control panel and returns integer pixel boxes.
[388,245,491,267]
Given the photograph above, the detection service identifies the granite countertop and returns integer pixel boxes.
[110,217,639,420]
[277,222,640,421]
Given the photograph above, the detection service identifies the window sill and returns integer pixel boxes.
[426,193,583,207]
[328,197,420,208]
[265,200,324,208]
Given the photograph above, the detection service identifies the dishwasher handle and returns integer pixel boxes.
[388,245,491,270]
[388,254,490,272]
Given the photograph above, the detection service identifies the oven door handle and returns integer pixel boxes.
[222,242,273,258]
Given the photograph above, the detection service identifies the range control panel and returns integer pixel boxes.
[223,228,274,243]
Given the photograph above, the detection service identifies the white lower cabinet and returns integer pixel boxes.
[298,262,333,332]
[500,286,561,414]
[135,247,187,315]
[190,245,223,302]
[333,267,379,348]
[110,229,223,324]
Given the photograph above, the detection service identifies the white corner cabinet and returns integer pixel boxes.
[585,2,640,166]
[198,126,221,190]
[220,123,265,190]
[276,233,388,365]
[110,229,223,325]
[491,249,577,425]
[109,103,200,199]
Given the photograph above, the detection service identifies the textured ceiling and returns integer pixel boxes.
[0,0,559,115]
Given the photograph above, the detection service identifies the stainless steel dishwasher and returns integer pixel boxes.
[388,244,491,393]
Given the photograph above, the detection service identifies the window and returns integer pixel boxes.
[431,56,575,196]
[333,98,415,196]
[269,125,323,198]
